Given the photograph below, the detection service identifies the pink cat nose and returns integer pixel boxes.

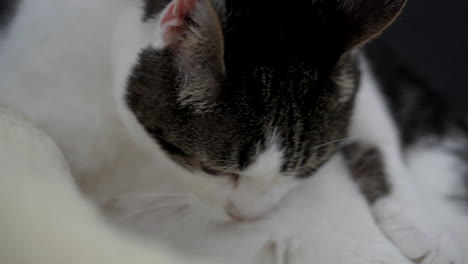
[226,203,264,222]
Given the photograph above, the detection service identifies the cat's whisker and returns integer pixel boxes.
[119,192,193,200]
[160,209,193,238]
[311,137,354,150]
[118,200,190,222]
[202,159,238,165]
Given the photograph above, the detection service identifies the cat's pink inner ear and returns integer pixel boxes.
[160,0,198,43]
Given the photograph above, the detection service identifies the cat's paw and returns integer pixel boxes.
[263,236,321,264]
[263,235,412,264]
[373,198,463,264]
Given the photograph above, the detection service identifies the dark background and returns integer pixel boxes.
[378,0,468,111]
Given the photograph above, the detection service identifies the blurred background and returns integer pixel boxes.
[377,0,468,111]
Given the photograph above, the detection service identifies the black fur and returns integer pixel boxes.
[127,46,354,175]
[128,0,405,177]
[343,143,390,203]
[0,0,19,29]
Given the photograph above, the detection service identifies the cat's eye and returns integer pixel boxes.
[201,166,224,176]
[201,166,240,183]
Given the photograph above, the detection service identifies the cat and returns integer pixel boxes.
[112,0,466,262]
[0,0,467,263]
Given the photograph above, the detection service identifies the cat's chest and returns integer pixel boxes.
[102,154,407,264]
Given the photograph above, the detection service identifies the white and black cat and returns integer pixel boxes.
[1,0,467,263]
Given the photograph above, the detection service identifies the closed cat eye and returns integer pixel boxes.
[201,166,240,181]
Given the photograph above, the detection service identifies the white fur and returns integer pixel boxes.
[0,109,209,264]
[0,106,413,264]
[0,0,127,187]
[226,141,300,220]
[1,0,467,264]
[350,57,465,263]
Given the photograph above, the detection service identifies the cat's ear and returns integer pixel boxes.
[159,0,224,61]
[158,0,225,113]
[340,0,407,52]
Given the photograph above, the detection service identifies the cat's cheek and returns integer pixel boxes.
[177,172,235,219]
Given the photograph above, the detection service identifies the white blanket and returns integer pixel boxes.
[0,109,211,264]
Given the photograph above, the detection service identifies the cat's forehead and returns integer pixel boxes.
[244,137,284,176]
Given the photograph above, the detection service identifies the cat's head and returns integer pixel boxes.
[115,0,406,221]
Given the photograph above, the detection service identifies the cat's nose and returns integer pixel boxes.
[226,202,264,222]
[226,203,249,222]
